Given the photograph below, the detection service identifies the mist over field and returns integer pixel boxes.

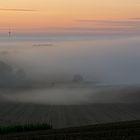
[0,34,140,105]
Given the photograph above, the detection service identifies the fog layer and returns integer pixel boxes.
[0,34,140,104]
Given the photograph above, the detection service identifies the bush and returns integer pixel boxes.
[0,123,52,134]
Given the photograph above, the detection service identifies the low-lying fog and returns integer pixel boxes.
[0,34,140,105]
[1,86,140,105]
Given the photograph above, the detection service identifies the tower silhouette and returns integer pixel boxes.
[8,29,11,37]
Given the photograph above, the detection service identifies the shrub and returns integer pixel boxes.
[0,123,52,134]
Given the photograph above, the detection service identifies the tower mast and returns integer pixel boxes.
[8,28,11,37]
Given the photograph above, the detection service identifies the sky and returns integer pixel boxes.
[0,0,140,33]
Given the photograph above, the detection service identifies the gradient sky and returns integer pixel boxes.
[0,0,140,33]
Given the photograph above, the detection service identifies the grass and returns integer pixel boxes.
[1,120,140,140]
[0,123,52,134]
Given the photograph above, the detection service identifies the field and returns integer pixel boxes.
[0,100,140,139]
[1,120,140,140]
[0,101,140,129]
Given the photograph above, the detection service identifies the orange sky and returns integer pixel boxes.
[0,0,140,33]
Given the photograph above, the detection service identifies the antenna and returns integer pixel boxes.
[8,28,11,37]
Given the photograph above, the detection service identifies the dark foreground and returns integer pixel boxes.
[0,101,140,139]
[0,102,140,128]
[1,120,140,140]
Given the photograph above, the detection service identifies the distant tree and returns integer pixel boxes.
[0,61,14,87]
[0,61,13,75]
[0,61,27,87]
[72,74,84,83]
[16,68,26,80]
[15,68,27,87]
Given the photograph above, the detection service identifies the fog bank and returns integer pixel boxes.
[1,86,140,105]
[0,35,140,105]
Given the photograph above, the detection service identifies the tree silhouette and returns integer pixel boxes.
[72,74,84,83]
